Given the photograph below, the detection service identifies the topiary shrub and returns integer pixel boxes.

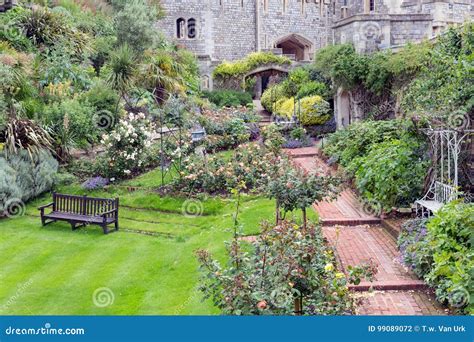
[275,96,331,126]
[260,83,286,112]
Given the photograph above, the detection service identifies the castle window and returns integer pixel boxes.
[365,0,375,12]
[187,18,197,39]
[301,0,305,14]
[264,0,268,12]
[176,18,186,39]
[283,0,287,13]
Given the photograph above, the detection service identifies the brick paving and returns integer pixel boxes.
[285,147,446,315]
[354,290,446,315]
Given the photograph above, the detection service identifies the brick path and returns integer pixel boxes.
[286,146,446,315]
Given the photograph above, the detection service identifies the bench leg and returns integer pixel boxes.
[114,220,119,231]
[102,224,109,235]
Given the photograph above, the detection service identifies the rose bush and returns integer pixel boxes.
[196,220,374,315]
[99,112,154,178]
[174,142,281,194]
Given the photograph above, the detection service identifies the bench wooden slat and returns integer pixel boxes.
[38,193,119,234]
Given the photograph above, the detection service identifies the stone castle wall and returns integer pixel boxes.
[157,0,473,87]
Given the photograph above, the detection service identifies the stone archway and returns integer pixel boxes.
[274,33,314,61]
[244,65,289,99]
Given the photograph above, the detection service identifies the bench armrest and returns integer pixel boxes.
[100,209,118,217]
[38,202,54,210]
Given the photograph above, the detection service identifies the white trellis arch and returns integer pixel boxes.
[416,128,473,217]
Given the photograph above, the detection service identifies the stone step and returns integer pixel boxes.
[349,279,428,291]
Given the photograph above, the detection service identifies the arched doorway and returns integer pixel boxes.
[274,34,314,61]
[244,65,289,99]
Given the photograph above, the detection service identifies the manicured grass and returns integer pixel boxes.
[0,181,318,315]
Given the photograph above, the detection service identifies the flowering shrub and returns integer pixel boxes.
[397,218,429,276]
[281,127,313,149]
[174,142,280,194]
[198,107,257,152]
[398,202,474,314]
[81,176,109,190]
[100,112,154,178]
[196,220,369,315]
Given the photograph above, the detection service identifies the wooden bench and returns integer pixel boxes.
[39,193,119,234]
[415,181,456,217]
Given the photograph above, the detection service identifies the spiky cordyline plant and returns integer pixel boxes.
[3,119,53,159]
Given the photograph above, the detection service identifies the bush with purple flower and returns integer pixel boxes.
[397,218,429,277]
[81,177,109,191]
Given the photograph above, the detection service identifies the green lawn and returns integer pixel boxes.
[0,173,317,315]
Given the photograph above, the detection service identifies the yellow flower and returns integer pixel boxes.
[336,272,345,279]
[0,143,4,151]
[324,263,334,272]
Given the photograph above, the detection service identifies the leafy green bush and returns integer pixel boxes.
[354,138,428,210]
[261,83,286,112]
[275,96,331,126]
[296,81,328,99]
[281,67,310,97]
[323,119,415,169]
[398,202,474,314]
[202,90,252,108]
[53,172,77,187]
[323,119,428,209]
[80,81,120,128]
[42,99,97,145]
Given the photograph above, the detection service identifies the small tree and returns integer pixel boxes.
[196,221,355,315]
[266,166,340,230]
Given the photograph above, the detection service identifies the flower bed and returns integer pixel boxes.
[398,202,473,314]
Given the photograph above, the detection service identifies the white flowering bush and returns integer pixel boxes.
[100,112,154,178]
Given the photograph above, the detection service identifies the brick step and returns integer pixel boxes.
[290,152,318,158]
[355,290,446,315]
[321,217,381,226]
[349,279,428,291]
[381,219,402,239]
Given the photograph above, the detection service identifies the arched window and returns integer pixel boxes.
[187,18,197,39]
[177,18,186,39]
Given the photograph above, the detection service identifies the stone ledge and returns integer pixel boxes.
[333,13,433,28]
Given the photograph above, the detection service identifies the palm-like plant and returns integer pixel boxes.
[106,44,137,95]
[2,119,53,159]
[140,49,185,103]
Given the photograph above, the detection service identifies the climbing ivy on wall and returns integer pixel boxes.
[313,23,473,125]
[212,52,291,80]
